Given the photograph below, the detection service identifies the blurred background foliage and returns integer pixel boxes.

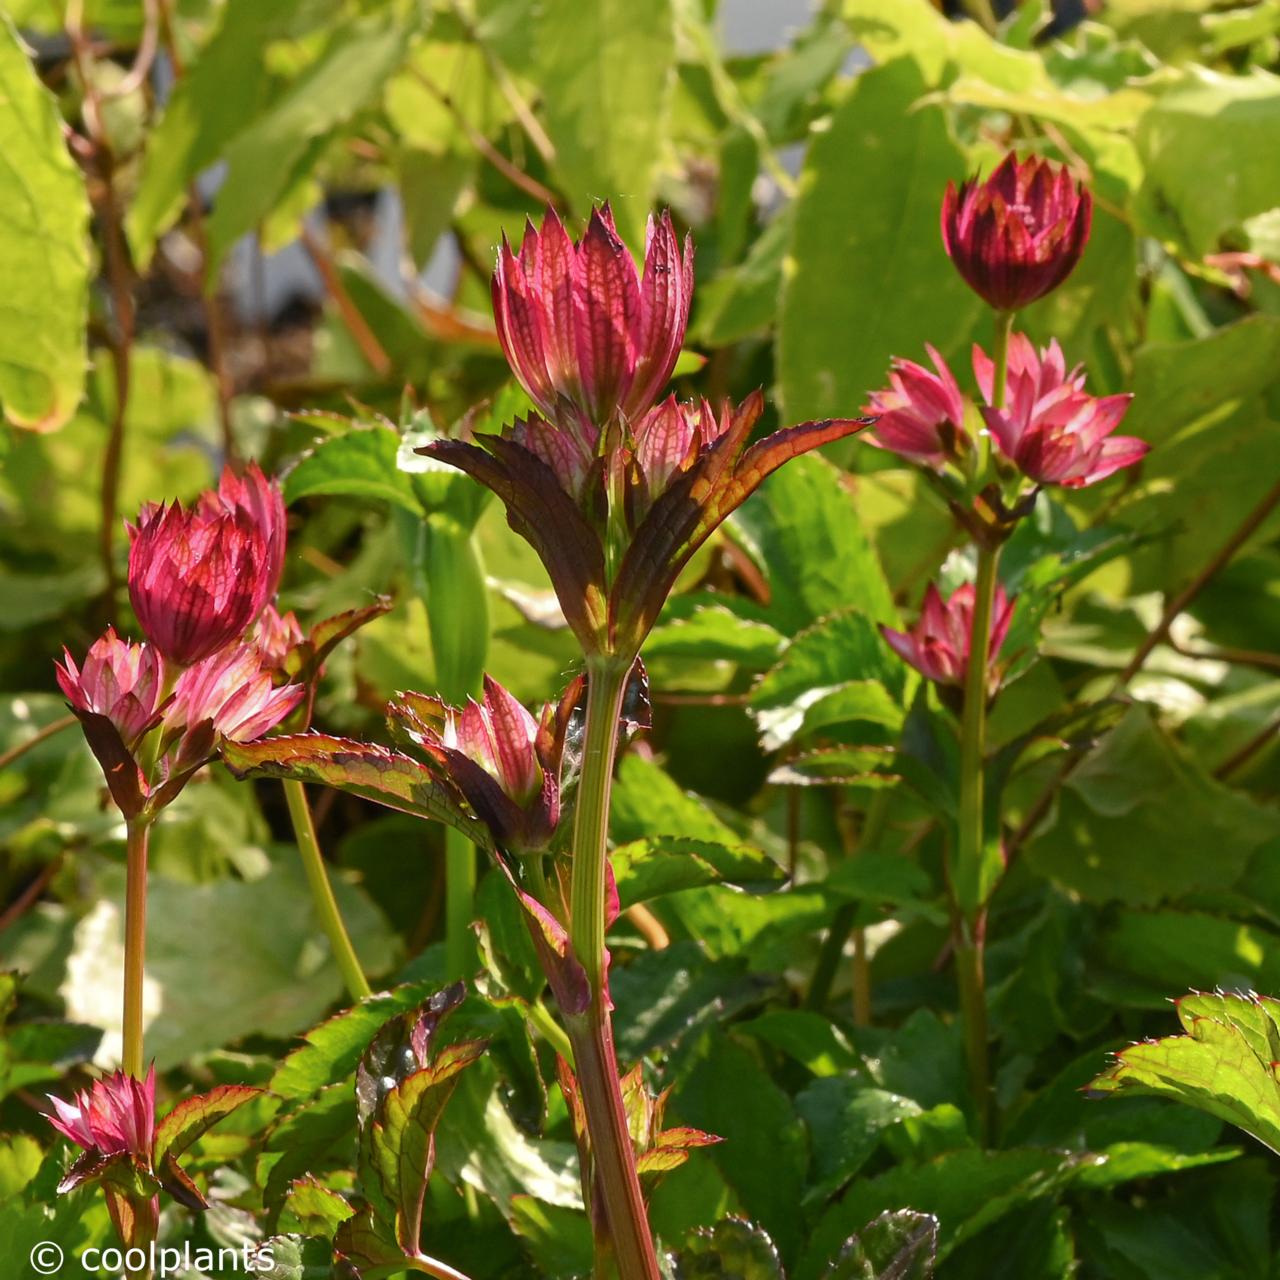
[2,0,1280,1275]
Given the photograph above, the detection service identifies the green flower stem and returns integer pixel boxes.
[418,512,489,978]
[528,997,574,1065]
[569,659,630,992]
[990,311,1014,420]
[567,656,659,1280]
[955,542,1001,1141]
[444,826,476,979]
[122,817,151,1079]
[283,779,372,1002]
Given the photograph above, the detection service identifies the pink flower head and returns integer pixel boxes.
[881,581,1015,695]
[253,604,305,672]
[56,628,163,748]
[492,204,693,436]
[390,675,574,852]
[164,645,302,770]
[127,463,286,667]
[975,334,1147,488]
[45,1066,155,1164]
[942,152,1092,312]
[862,344,969,469]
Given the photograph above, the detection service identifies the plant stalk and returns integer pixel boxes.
[122,818,151,1079]
[445,826,477,979]
[566,657,659,1280]
[283,779,372,1001]
[954,543,1000,1140]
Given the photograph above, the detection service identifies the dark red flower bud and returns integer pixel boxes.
[942,152,1092,312]
[127,463,286,667]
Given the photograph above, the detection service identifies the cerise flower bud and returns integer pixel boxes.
[881,581,1014,696]
[862,344,969,469]
[164,645,303,771]
[974,334,1147,488]
[127,463,286,667]
[253,603,305,672]
[45,1065,155,1166]
[942,152,1092,312]
[56,628,163,748]
[389,675,573,853]
[492,204,693,436]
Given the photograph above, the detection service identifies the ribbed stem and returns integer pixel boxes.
[122,818,150,1079]
[283,779,372,1001]
[566,657,659,1280]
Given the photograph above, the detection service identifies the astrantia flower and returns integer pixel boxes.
[942,152,1092,312]
[388,675,575,853]
[56,628,163,748]
[881,581,1015,695]
[164,645,302,770]
[862,345,969,469]
[46,1066,155,1166]
[127,463,285,667]
[975,334,1147,488]
[493,204,693,436]
[253,603,305,672]
[45,1067,259,1225]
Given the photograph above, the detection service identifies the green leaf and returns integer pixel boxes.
[825,1210,939,1279]
[283,426,423,514]
[750,610,904,751]
[610,942,770,1061]
[536,0,676,245]
[0,14,90,430]
[126,1,281,263]
[777,58,977,425]
[644,599,786,668]
[610,837,786,908]
[277,1176,355,1240]
[796,1080,925,1205]
[205,10,415,274]
[222,734,491,848]
[823,854,945,927]
[250,1233,334,1280]
[673,1218,785,1279]
[1091,990,1280,1154]
[734,456,897,634]
[510,1196,594,1278]
[259,1084,356,1210]
[1026,707,1280,906]
[796,1149,1073,1280]
[153,1085,261,1165]
[675,1031,807,1261]
[60,860,396,1071]
[1136,68,1280,255]
[0,1134,42,1202]
[738,1010,861,1077]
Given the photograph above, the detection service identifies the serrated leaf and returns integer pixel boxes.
[1090,990,1280,1155]
[222,734,490,848]
[0,15,90,431]
[751,610,904,751]
[826,1210,938,1279]
[674,1218,785,1279]
[251,1233,334,1280]
[154,1084,261,1165]
[284,427,423,514]
[277,1176,354,1240]
[644,601,786,668]
[610,837,786,908]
